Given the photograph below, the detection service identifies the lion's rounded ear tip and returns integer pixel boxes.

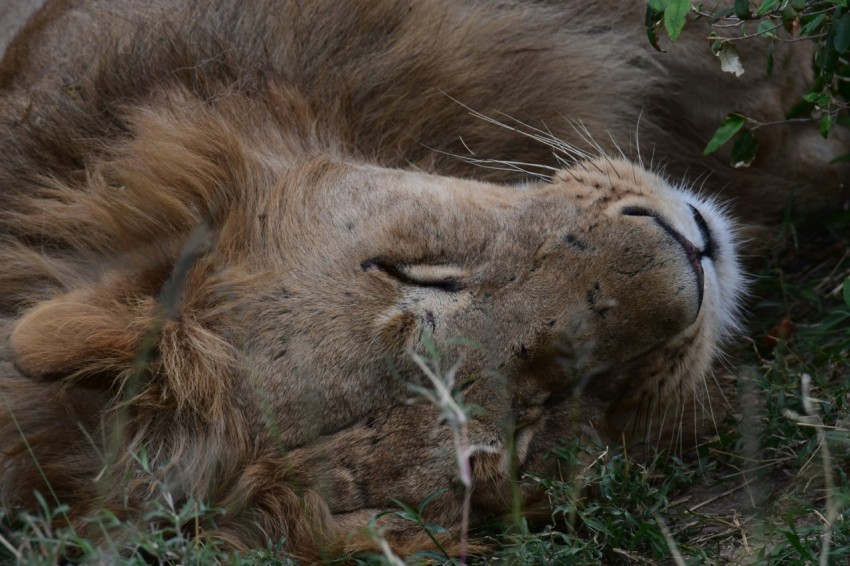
[8,310,72,381]
[10,357,39,380]
[9,323,47,380]
[7,283,154,385]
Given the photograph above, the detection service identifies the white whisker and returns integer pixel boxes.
[635,108,645,169]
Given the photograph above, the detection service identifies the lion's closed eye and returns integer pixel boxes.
[361,259,466,291]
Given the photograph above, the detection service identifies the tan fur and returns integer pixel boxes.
[0,0,844,561]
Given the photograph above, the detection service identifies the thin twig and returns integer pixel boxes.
[0,532,20,562]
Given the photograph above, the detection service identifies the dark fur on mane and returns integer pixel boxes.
[0,0,690,323]
[0,1,679,267]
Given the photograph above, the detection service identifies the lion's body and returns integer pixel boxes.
[0,0,840,560]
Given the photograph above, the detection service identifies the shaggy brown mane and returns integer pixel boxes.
[3,0,843,234]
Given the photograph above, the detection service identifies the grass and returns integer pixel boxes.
[1,206,848,565]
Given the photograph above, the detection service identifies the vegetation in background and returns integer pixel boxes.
[648,0,850,166]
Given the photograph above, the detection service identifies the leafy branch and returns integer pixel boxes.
[647,0,850,166]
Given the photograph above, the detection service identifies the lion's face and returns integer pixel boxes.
[238,156,743,466]
[1,0,764,553]
[4,97,744,540]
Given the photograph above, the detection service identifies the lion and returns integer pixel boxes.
[0,0,844,561]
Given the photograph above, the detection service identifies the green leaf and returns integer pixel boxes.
[704,114,746,155]
[730,128,758,167]
[645,5,666,51]
[709,36,722,54]
[735,0,751,19]
[820,113,833,138]
[803,91,830,106]
[843,278,850,308]
[757,0,781,16]
[834,12,850,52]
[648,0,669,10]
[766,39,775,76]
[133,445,149,471]
[664,0,690,42]
[178,499,200,520]
[758,19,778,38]
[424,522,449,534]
[417,488,448,515]
[709,7,736,22]
[785,97,814,119]
[390,497,421,523]
[782,516,818,560]
[821,24,841,81]
[800,13,827,37]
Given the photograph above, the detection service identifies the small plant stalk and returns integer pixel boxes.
[411,352,498,565]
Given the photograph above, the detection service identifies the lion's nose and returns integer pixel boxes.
[620,206,705,314]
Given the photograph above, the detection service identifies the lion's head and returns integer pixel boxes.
[1,90,744,555]
[6,0,837,560]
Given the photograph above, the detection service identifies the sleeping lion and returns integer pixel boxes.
[0,0,844,561]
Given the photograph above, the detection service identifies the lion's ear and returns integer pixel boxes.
[10,281,157,382]
[11,258,252,415]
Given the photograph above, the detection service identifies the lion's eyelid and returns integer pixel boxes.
[363,259,465,291]
[398,264,466,284]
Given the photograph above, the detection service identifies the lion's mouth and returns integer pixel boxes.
[621,205,707,313]
[513,409,546,465]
